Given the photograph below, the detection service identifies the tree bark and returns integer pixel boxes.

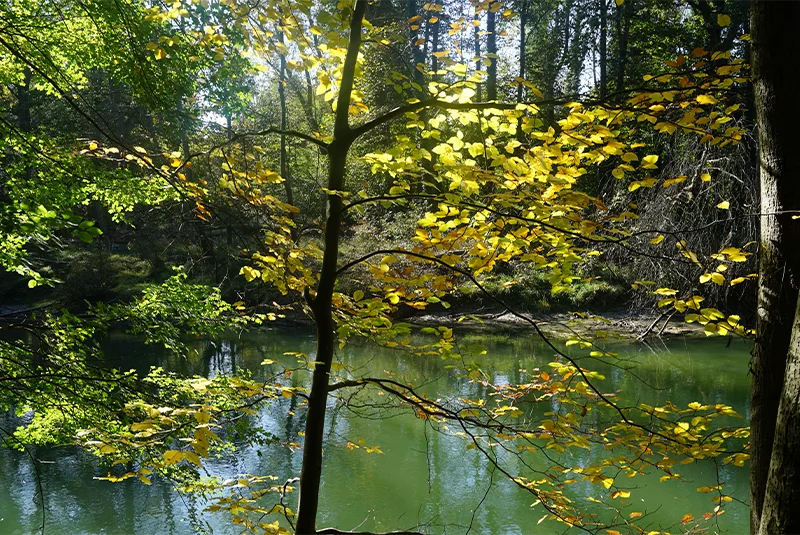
[278,30,295,209]
[613,0,630,94]
[517,0,526,103]
[474,9,482,102]
[430,0,441,79]
[294,2,365,533]
[598,0,607,99]
[750,1,800,533]
[486,1,497,100]
[408,0,425,91]
[17,67,32,133]
[759,300,800,535]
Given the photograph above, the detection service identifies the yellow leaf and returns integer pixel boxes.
[711,272,725,285]
[610,490,631,499]
[629,512,643,519]
[184,451,202,466]
[682,513,694,523]
[650,235,665,245]
[240,266,260,282]
[717,14,731,27]
[696,95,718,105]
[602,477,614,489]
[653,287,678,296]
[674,422,690,434]
[663,175,688,188]
[700,173,711,182]
[163,450,183,465]
[640,155,659,169]
[716,201,730,209]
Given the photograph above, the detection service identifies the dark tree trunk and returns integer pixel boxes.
[759,299,800,535]
[516,0,527,142]
[613,0,630,93]
[17,67,32,133]
[278,31,294,209]
[750,1,800,533]
[517,0,527,103]
[474,10,482,102]
[293,2,365,533]
[408,0,425,91]
[599,0,607,98]
[430,1,440,79]
[487,1,497,100]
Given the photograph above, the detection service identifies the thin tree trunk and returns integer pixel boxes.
[409,0,425,90]
[16,67,33,182]
[294,2,365,533]
[517,0,526,103]
[278,30,294,208]
[750,2,800,533]
[17,67,32,133]
[487,1,497,100]
[474,9,482,102]
[430,1,440,79]
[516,0,527,143]
[599,0,607,98]
[614,0,630,94]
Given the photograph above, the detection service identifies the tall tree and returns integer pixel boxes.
[750,1,800,533]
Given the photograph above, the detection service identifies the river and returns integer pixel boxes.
[0,328,751,534]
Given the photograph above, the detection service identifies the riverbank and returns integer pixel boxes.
[404,310,705,339]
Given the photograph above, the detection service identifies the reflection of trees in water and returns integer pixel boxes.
[205,339,236,378]
[0,332,752,533]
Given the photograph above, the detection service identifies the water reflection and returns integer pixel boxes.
[0,330,751,534]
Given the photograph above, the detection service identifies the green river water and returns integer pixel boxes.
[0,329,751,535]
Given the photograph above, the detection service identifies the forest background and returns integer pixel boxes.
[2,0,799,534]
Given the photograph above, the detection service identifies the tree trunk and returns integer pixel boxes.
[517,0,526,103]
[750,1,800,533]
[613,0,630,94]
[278,30,295,209]
[430,0,440,79]
[759,300,800,535]
[486,1,497,100]
[17,67,32,133]
[599,0,607,98]
[474,9,482,102]
[294,2,365,533]
[408,0,425,91]
[16,67,33,182]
